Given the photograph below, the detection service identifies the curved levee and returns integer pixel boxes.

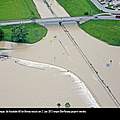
[11,57,100,108]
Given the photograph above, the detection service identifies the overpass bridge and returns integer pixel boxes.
[0,16,93,26]
[0,15,118,27]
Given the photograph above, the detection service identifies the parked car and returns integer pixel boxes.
[94,16,98,18]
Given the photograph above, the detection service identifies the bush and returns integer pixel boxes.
[0,28,4,41]
[84,12,89,15]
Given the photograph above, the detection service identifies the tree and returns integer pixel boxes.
[84,12,89,16]
[11,25,28,43]
[65,102,71,108]
[57,103,61,108]
[0,28,4,41]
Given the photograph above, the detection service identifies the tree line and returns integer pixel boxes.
[0,25,28,43]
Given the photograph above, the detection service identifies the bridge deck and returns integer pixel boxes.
[0,15,118,26]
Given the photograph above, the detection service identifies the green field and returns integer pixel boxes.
[57,0,101,16]
[0,0,40,20]
[80,20,120,46]
[0,24,47,44]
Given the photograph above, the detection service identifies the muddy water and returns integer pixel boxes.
[0,0,120,108]
[33,0,120,107]
[0,58,99,108]
[0,41,31,50]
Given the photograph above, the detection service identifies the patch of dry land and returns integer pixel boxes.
[0,0,120,108]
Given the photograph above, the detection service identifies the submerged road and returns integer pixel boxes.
[42,0,120,107]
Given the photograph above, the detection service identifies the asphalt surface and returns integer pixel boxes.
[0,15,119,26]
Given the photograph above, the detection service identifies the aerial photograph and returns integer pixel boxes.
[0,0,120,110]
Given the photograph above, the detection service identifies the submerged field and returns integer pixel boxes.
[0,24,47,44]
[57,0,120,46]
[0,0,40,20]
[57,0,101,16]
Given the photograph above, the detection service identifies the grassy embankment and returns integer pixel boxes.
[57,0,120,46]
[0,24,47,44]
[80,20,120,46]
[57,0,101,16]
[0,0,40,20]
